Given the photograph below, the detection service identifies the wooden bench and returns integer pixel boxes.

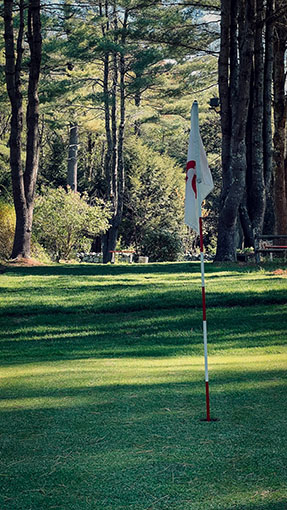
[109,250,135,264]
[254,235,287,263]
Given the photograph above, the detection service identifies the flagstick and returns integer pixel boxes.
[186,101,216,422]
[193,101,211,422]
[199,215,211,422]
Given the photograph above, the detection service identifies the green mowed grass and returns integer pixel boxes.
[0,262,286,509]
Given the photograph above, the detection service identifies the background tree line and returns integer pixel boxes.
[0,0,286,263]
[216,0,287,261]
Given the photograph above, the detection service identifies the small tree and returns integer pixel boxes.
[33,187,111,261]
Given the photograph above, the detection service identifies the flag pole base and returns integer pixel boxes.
[200,417,219,422]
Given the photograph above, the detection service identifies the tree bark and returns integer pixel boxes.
[273,2,287,236]
[218,0,231,198]
[67,122,78,192]
[263,0,275,234]
[215,0,256,261]
[264,0,274,192]
[4,0,42,259]
[116,10,128,232]
[134,81,141,136]
[250,0,265,237]
[102,6,128,263]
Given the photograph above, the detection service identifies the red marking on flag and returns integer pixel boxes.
[186,160,196,171]
[192,174,197,198]
[186,161,197,197]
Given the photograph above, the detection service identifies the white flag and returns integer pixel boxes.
[184,101,214,233]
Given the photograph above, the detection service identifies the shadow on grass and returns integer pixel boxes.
[3,261,267,278]
[1,374,286,510]
[4,262,197,277]
[0,302,286,365]
[224,504,287,510]
[1,283,286,319]
[1,368,286,402]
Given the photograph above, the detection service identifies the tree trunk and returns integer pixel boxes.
[102,219,119,263]
[273,4,287,236]
[215,0,256,261]
[116,11,127,235]
[24,0,42,237]
[4,0,42,259]
[4,0,25,257]
[67,122,78,192]
[263,0,275,235]
[239,202,254,247]
[263,0,274,192]
[134,83,141,136]
[87,133,95,182]
[102,7,128,263]
[218,0,231,198]
[250,0,265,237]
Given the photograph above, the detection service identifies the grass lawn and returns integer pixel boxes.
[0,261,286,510]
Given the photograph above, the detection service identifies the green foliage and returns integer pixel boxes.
[38,131,67,189]
[33,187,111,261]
[120,136,184,252]
[30,239,52,264]
[140,229,183,262]
[0,110,12,197]
[0,201,15,259]
[0,0,222,261]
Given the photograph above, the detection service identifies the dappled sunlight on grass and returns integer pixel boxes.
[1,262,286,320]
[1,353,286,407]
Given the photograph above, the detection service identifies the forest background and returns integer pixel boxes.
[0,0,286,263]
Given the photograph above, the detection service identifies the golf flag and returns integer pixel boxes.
[184,102,213,232]
[185,101,215,422]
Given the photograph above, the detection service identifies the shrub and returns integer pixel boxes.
[0,201,15,259]
[140,229,183,262]
[30,239,52,264]
[33,187,111,261]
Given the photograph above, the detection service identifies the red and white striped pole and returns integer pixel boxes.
[199,215,211,422]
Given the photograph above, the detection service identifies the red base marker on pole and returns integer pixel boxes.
[199,217,218,422]
[205,381,210,422]
[199,217,211,421]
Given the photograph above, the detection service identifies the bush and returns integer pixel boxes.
[140,229,183,262]
[0,201,15,259]
[33,187,111,261]
[30,239,52,264]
